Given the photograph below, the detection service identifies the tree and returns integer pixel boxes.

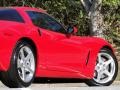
[80,0,104,38]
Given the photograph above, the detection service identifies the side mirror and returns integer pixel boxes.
[73,26,78,34]
[66,26,78,35]
[66,26,74,34]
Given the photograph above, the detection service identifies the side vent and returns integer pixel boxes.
[38,29,42,36]
[86,51,90,65]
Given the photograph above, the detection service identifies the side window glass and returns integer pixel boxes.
[0,9,24,22]
[27,11,66,34]
[26,11,39,26]
[42,14,66,34]
[27,11,50,29]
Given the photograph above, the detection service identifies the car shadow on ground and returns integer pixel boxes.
[34,78,87,84]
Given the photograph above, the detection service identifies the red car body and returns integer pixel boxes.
[0,7,114,79]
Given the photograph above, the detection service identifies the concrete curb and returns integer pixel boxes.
[113,81,120,85]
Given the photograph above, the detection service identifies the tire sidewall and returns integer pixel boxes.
[11,41,36,87]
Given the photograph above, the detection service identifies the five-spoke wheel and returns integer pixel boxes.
[86,48,118,86]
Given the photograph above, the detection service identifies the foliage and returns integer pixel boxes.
[102,0,120,43]
[103,0,120,6]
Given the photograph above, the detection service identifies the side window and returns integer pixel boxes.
[26,11,40,26]
[0,9,24,23]
[27,11,66,34]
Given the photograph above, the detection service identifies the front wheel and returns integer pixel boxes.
[86,48,118,86]
[0,41,36,88]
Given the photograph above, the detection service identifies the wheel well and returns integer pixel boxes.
[102,46,113,52]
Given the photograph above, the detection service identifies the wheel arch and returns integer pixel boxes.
[101,45,114,52]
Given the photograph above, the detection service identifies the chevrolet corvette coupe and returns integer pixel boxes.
[0,7,118,88]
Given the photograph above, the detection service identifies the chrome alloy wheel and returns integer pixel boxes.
[17,46,35,83]
[93,52,116,84]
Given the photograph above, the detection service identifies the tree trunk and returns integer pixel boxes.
[81,0,104,38]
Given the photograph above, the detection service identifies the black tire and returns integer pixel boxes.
[86,48,118,86]
[0,41,36,88]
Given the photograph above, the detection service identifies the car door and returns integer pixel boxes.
[27,11,89,76]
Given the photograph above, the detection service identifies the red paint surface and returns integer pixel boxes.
[0,7,114,79]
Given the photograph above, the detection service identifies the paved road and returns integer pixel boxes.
[0,79,120,90]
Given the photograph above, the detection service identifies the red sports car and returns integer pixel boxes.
[0,7,118,88]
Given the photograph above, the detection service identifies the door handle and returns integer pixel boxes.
[38,29,42,36]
